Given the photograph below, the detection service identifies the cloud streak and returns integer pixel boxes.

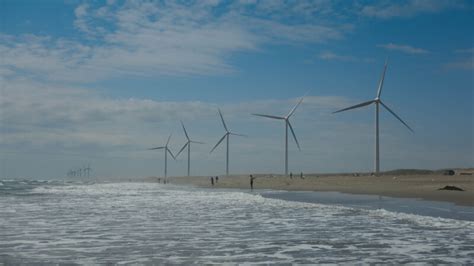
[318,51,374,62]
[377,43,429,54]
[361,0,464,19]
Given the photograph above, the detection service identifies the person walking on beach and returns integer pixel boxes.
[300,172,304,179]
[290,172,293,179]
[215,176,219,183]
[211,176,214,186]
[250,175,256,190]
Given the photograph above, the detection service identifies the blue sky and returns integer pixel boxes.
[0,0,472,179]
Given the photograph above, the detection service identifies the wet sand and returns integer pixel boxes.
[165,171,474,206]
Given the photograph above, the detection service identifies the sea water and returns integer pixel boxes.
[1,180,473,264]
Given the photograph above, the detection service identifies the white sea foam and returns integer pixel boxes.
[1,182,473,264]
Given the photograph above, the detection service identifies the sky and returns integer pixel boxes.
[0,0,473,179]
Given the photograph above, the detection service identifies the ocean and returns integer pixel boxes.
[1,180,473,264]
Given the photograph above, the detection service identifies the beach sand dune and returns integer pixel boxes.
[166,170,474,206]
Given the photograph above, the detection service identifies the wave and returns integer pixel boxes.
[1,182,473,264]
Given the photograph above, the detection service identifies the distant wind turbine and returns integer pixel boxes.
[176,121,204,176]
[84,164,91,178]
[149,134,176,179]
[210,109,246,176]
[252,95,305,176]
[333,60,413,174]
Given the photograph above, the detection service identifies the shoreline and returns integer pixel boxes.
[164,173,474,207]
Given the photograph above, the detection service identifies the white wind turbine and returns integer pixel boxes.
[333,60,413,174]
[252,95,305,176]
[210,109,246,176]
[176,121,204,176]
[148,134,176,179]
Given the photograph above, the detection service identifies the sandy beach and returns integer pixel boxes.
[164,169,474,206]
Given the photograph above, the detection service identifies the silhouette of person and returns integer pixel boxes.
[250,175,255,190]
[211,177,214,186]
[215,176,219,183]
[300,172,304,179]
[290,172,293,179]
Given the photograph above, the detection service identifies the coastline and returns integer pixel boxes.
[164,172,474,207]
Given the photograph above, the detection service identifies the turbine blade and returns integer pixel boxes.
[181,121,190,140]
[376,59,388,98]
[166,134,172,146]
[287,96,304,118]
[252,113,285,120]
[332,100,375,114]
[218,109,229,132]
[287,121,301,150]
[167,148,176,160]
[380,101,414,132]
[230,132,247,137]
[210,134,227,153]
[148,146,165,150]
[176,142,189,158]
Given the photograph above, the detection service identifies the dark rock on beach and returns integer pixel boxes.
[438,185,464,191]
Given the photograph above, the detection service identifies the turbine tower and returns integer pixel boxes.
[210,109,246,176]
[333,60,413,174]
[252,95,304,176]
[148,134,176,179]
[176,121,204,176]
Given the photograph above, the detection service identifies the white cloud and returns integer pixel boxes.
[0,78,349,151]
[377,43,429,54]
[361,0,464,19]
[319,51,358,62]
[0,1,348,83]
[317,51,373,63]
[74,3,88,17]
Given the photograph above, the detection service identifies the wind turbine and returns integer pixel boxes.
[333,60,413,174]
[148,134,176,179]
[210,109,246,176]
[252,95,305,176]
[176,121,204,177]
[84,164,91,178]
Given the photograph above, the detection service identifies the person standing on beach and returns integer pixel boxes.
[290,172,293,179]
[215,176,219,183]
[300,172,304,179]
[250,175,255,190]
[211,177,214,186]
